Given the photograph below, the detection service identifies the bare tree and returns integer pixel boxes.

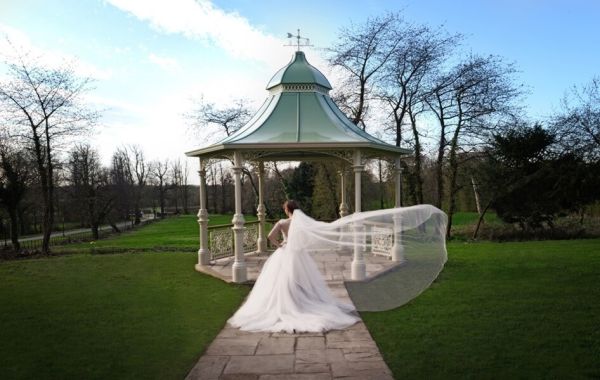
[187,98,262,208]
[109,147,134,228]
[180,159,190,214]
[327,12,403,129]
[171,158,193,214]
[378,25,461,204]
[426,54,523,236]
[0,50,99,253]
[68,144,113,239]
[152,159,169,217]
[552,76,600,161]
[188,98,251,138]
[129,145,149,224]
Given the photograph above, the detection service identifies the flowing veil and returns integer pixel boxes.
[288,205,448,311]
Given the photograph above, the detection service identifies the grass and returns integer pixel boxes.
[361,239,600,379]
[0,252,249,380]
[451,211,500,226]
[59,214,257,252]
[2,215,599,378]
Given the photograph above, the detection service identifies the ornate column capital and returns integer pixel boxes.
[352,165,364,173]
[197,208,209,222]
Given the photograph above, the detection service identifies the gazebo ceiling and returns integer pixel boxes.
[186,51,410,160]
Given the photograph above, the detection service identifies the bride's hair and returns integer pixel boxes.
[283,200,299,214]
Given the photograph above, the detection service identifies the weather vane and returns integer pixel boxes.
[285,29,313,51]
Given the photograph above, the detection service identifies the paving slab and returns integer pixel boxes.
[224,355,295,375]
[256,337,295,355]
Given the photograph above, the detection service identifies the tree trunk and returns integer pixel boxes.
[471,176,482,216]
[446,126,461,239]
[91,223,99,240]
[108,218,121,233]
[352,79,367,128]
[8,207,20,251]
[31,130,51,253]
[473,201,492,240]
[160,188,165,217]
[434,94,446,209]
[435,141,445,209]
[410,112,424,204]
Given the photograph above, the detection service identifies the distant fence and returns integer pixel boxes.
[4,218,157,251]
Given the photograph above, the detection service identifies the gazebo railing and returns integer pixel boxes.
[364,221,394,257]
[208,221,262,261]
[206,219,396,261]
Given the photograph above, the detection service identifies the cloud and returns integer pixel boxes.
[106,0,289,67]
[148,53,181,73]
[0,23,113,80]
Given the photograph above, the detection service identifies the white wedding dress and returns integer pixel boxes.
[228,205,448,332]
[227,211,360,333]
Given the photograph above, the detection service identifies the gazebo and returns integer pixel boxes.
[186,50,411,283]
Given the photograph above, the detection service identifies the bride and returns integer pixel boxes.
[227,199,448,333]
[227,200,360,333]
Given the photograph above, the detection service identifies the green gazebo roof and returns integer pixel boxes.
[186,51,410,160]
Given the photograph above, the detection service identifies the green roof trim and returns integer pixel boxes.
[266,51,332,90]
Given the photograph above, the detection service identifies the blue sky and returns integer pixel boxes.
[1,0,599,169]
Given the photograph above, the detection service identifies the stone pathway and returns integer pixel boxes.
[187,250,399,379]
[186,281,394,380]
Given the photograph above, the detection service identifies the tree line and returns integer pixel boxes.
[0,52,192,253]
[191,12,600,238]
[2,12,599,252]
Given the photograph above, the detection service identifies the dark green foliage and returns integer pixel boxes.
[286,162,316,214]
[311,163,341,220]
[0,149,30,250]
[485,124,600,229]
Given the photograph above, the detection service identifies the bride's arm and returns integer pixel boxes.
[267,221,283,248]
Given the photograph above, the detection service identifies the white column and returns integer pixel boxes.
[231,151,247,283]
[391,156,405,262]
[256,161,267,254]
[339,168,349,218]
[351,150,366,280]
[195,158,210,270]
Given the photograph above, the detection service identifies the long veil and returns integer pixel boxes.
[287,205,448,311]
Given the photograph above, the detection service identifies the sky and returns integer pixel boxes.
[1,0,599,176]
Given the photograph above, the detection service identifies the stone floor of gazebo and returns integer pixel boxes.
[196,249,400,284]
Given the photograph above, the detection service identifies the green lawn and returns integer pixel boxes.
[451,211,500,226]
[362,239,600,379]
[1,216,599,379]
[60,214,257,252]
[0,252,249,380]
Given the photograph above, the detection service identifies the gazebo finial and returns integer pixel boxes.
[285,29,313,51]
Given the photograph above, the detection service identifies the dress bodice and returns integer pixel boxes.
[268,218,291,245]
